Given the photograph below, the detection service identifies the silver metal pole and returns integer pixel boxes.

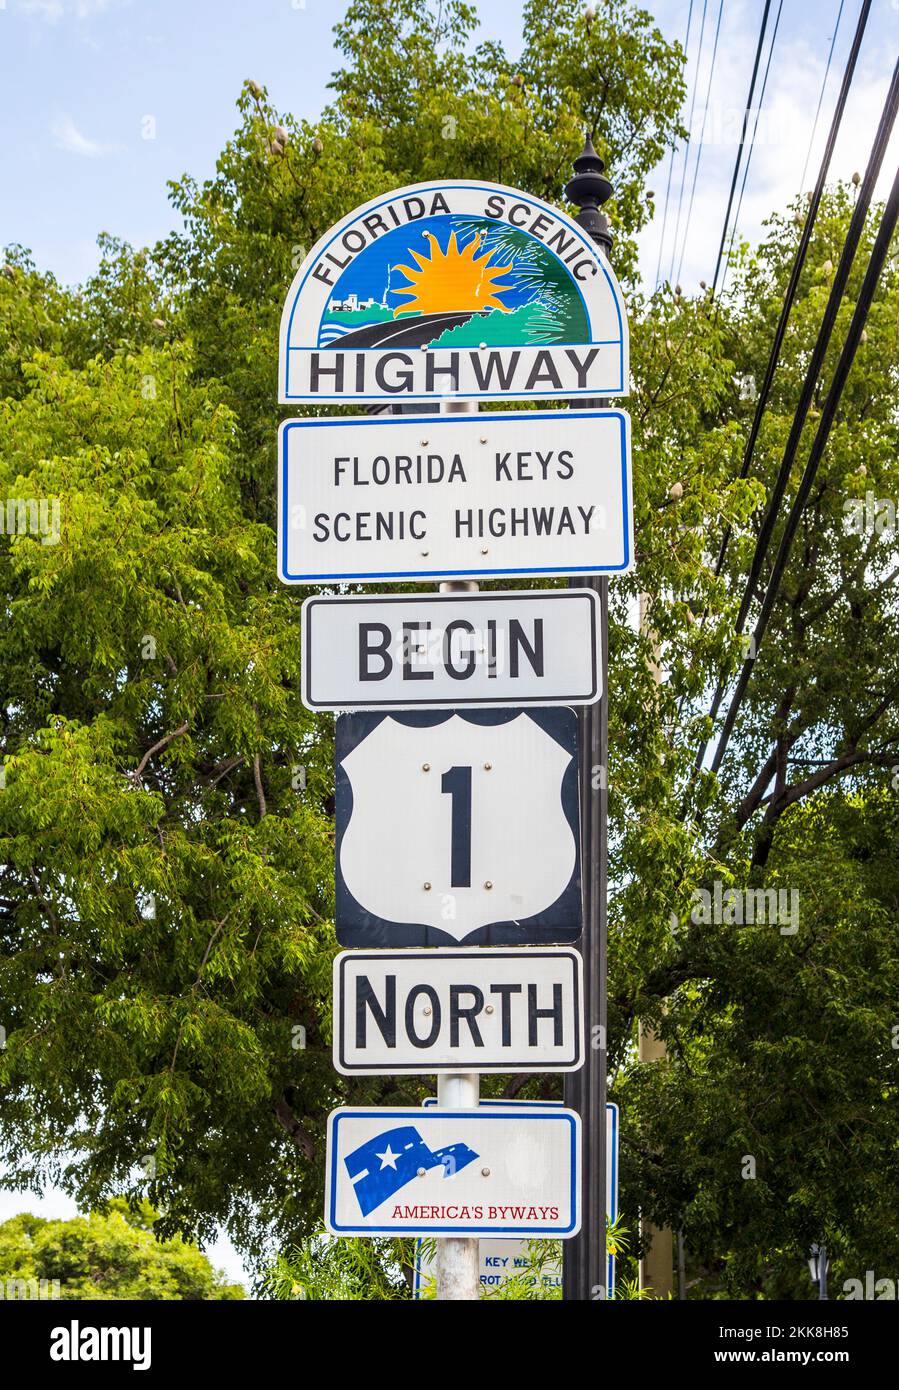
[435,394,481,1302]
[435,1071,480,1299]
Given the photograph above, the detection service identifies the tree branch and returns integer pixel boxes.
[130,722,189,784]
[274,1095,314,1161]
[253,753,267,818]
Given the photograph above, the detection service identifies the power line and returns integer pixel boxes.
[674,0,726,288]
[732,54,897,637]
[668,0,709,285]
[718,0,784,298]
[711,0,774,295]
[655,0,695,289]
[709,158,899,777]
[690,0,878,775]
[799,0,846,195]
[699,55,899,780]
[713,0,873,584]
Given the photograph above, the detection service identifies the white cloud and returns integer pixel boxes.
[19,0,119,21]
[51,113,122,158]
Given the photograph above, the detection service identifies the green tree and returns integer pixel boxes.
[0,1202,243,1299]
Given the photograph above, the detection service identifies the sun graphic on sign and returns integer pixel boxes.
[391,230,514,319]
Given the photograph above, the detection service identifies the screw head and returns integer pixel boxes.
[485,1004,494,1015]
[484,880,493,890]
[424,882,432,891]
[417,1167,427,1177]
[481,1167,491,1177]
[422,763,431,772]
[423,1006,432,1016]
[484,762,492,770]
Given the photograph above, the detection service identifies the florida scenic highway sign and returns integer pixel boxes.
[324,1106,581,1237]
[301,588,601,711]
[278,179,628,404]
[333,947,584,1074]
[334,708,582,947]
[278,409,632,584]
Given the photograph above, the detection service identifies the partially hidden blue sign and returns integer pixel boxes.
[414,1101,619,1298]
[278,180,629,403]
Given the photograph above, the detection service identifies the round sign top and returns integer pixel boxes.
[278,180,629,404]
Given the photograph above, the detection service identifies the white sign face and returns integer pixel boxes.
[415,1239,562,1297]
[278,179,628,404]
[302,589,601,710]
[335,709,581,947]
[277,409,632,584]
[333,948,584,1074]
[325,1107,580,1236]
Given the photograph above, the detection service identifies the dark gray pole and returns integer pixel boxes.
[563,136,614,1302]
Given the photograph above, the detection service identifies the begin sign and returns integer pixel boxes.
[301,589,600,710]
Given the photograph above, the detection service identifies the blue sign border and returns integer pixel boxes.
[278,409,631,583]
[327,1107,580,1237]
[334,708,582,947]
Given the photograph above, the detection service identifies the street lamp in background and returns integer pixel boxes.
[807,1244,830,1300]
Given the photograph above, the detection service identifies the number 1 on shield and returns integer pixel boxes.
[441,766,472,887]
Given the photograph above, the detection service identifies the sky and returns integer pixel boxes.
[0,0,896,290]
[1,0,897,1293]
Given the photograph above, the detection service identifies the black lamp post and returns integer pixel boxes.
[562,133,614,1302]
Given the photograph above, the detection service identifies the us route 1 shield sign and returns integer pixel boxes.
[301,588,600,710]
[277,408,632,584]
[278,178,628,404]
[334,708,582,947]
[325,1106,581,1237]
[332,947,584,1074]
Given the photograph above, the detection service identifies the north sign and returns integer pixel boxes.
[301,588,601,710]
[334,708,582,947]
[325,1106,581,1237]
[332,947,584,1074]
[278,179,628,404]
[277,409,632,584]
